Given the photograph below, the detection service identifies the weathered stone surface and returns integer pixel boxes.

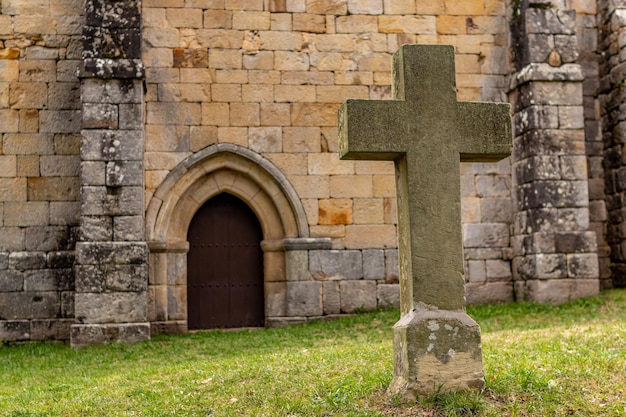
[390,309,484,397]
[363,249,385,279]
[323,281,341,314]
[0,320,30,341]
[76,242,148,265]
[74,292,147,324]
[31,319,73,341]
[465,282,513,305]
[377,283,400,308]
[515,279,599,304]
[9,252,47,271]
[286,281,322,316]
[285,250,311,281]
[339,280,376,313]
[0,270,23,291]
[0,292,60,320]
[309,249,362,280]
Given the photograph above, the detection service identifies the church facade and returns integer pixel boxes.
[0,0,621,346]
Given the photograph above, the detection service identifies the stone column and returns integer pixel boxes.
[598,1,626,288]
[510,2,600,303]
[71,0,150,347]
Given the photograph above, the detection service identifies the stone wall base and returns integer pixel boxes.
[0,319,74,342]
[390,308,484,399]
[514,279,599,304]
[70,323,150,348]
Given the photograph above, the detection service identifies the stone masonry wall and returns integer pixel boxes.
[598,0,626,288]
[142,0,512,301]
[0,0,83,341]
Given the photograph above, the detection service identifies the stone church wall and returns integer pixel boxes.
[0,0,613,343]
[0,0,82,340]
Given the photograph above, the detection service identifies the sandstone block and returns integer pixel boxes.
[265,153,308,175]
[81,130,143,161]
[18,60,56,82]
[353,198,384,224]
[282,126,321,153]
[190,126,218,152]
[373,175,396,198]
[385,248,398,281]
[344,224,397,249]
[289,175,329,198]
[74,292,147,324]
[9,82,47,109]
[230,102,259,126]
[0,270,24,292]
[4,202,49,227]
[323,281,341,314]
[285,250,310,281]
[204,10,233,29]
[0,292,60,320]
[318,198,352,225]
[515,278,598,304]
[310,249,362,279]
[166,8,202,28]
[18,109,39,133]
[274,84,315,102]
[466,282,513,305]
[567,253,599,278]
[466,259,486,283]
[48,82,81,110]
[463,223,509,248]
[24,226,73,252]
[258,30,302,50]
[0,61,19,82]
[377,283,399,308]
[0,227,25,251]
[31,319,73,341]
[27,177,79,201]
[306,0,347,15]
[286,281,322,316]
[211,83,242,102]
[293,13,326,33]
[336,15,377,33]
[233,11,270,30]
[0,320,30,341]
[114,216,145,241]
[0,109,19,132]
[363,249,385,279]
[340,280,376,312]
[330,175,372,197]
[146,102,201,125]
[291,102,340,126]
[40,110,81,133]
[0,178,27,201]
[249,126,282,152]
[106,161,143,187]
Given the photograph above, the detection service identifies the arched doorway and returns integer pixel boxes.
[187,192,265,329]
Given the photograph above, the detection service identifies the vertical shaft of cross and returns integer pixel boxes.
[339,44,511,397]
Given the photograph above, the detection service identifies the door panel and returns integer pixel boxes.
[187,193,264,329]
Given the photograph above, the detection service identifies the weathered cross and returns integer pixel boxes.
[339,45,511,397]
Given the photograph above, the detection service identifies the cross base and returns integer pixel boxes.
[390,309,485,398]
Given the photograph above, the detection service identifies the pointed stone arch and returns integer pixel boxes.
[145,144,311,334]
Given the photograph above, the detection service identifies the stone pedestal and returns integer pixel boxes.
[390,308,484,397]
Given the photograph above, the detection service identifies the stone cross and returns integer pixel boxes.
[339,45,511,397]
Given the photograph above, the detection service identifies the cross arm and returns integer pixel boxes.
[338,99,409,161]
[456,102,512,162]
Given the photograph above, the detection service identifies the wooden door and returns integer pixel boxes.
[187,193,265,329]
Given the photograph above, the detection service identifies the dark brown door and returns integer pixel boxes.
[187,192,265,329]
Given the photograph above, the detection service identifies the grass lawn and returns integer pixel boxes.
[1,289,625,417]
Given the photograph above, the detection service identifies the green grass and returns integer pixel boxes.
[1,289,625,416]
